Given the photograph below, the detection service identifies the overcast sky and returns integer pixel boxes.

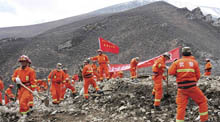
[0,0,219,28]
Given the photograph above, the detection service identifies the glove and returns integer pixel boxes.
[108,64,110,67]
[33,90,38,96]
[166,66,169,69]
[15,77,21,84]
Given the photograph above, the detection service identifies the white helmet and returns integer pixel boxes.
[163,52,171,59]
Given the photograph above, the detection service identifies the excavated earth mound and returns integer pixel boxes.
[0,76,219,122]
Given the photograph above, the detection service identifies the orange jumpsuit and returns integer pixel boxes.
[91,54,110,80]
[91,63,100,81]
[130,58,139,78]
[12,66,36,115]
[169,56,208,122]
[61,73,76,100]
[48,69,65,104]
[204,62,212,76]
[82,64,99,99]
[4,88,15,105]
[152,56,166,106]
[0,80,4,105]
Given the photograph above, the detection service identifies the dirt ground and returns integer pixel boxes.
[0,76,220,122]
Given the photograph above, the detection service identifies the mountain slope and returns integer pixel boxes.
[1,1,220,84]
[1,0,220,39]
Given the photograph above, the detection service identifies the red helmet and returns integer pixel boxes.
[18,55,30,63]
[97,49,103,52]
[9,85,14,88]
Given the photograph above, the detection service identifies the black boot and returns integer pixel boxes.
[71,93,77,98]
[151,95,155,108]
[154,106,162,111]
[97,90,104,94]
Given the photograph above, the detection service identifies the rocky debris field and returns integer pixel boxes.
[0,76,220,122]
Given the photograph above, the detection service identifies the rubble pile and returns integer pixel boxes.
[0,76,220,122]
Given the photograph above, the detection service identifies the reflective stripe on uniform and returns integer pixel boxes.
[177,69,195,73]
[28,101,33,105]
[52,99,57,102]
[21,109,30,115]
[31,85,37,88]
[200,111,208,116]
[176,119,184,122]
[26,76,29,81]
[154,99,160,102]
[158,64,161,68]
[131,75,137,78]
[84,94,89,96]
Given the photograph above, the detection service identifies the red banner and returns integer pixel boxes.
[99,37,119,54]
[109,47,180,72]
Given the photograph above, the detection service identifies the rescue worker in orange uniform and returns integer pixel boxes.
[12,55,37,117]
[204,59,212,76]
[0,76,4,106]
[118,71,124,78]
[91,60,100,81]
[152,52,170,111]
[90,49,110,81]
[48,63,65,104]
[61,68,77,100]
[169,47,209,122]
[5,85,15,105]
[82,59,103,99]
[130,57,139,81]
[36,79,48,92]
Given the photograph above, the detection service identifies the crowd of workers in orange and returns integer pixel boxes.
[0,47,211,122]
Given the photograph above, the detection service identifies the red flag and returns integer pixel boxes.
[99,37,119,54]
[109,47,181,72]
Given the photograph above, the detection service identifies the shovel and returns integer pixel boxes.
[164,69,171,99]
[19,82,49,107]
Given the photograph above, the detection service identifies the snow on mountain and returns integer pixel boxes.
[130,0,220,18]
[199,6,220,18]
[159,0,220,18]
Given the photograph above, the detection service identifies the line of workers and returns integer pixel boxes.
[0,47,211,122]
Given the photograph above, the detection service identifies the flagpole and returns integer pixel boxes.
[98,37,101,49]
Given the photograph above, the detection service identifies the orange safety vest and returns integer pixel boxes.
[12,67,36,85]
[152,56,166,75]
[205,62,212,72]
[48,69,65,83]
[82,64,94,78]
[91,54,109,65]
[169,56,200,89]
